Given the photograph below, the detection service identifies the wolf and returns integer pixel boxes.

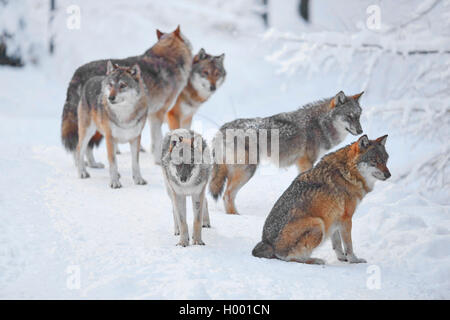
[209,91,364,214]
[166,48,226,130]
[75,61,148,188]
[252,134,390,264]
[61,26,192,165]
[252,135,391,264]
[161,129,212,246]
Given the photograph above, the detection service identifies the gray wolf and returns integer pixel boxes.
[61,26,193,164]
[252,134,390,264]
[209,91,364,214]
[75,61,148,188]
[161,129,212,246]
[166,48,226,130]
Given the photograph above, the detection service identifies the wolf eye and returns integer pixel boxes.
[119,82,127,89]
[202,71,209,76]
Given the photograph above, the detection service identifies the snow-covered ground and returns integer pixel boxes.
[0,0,449,299]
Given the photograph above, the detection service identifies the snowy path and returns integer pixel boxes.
[0,114,448,299]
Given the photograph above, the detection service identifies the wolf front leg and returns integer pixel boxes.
[191,191,206,245]
[340,220,366,263]
[130,135,147,185]
[202,197,211,228]
[105,133,121,188]
[172,192,189,246]
[148,112,164,165]
[331,230,347,261]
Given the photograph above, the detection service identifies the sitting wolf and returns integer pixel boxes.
[209,91,364,214]
[161,129,212,246]
[252,134,390,264]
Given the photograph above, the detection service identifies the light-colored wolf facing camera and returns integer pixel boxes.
[210,91,364,214]
[252,135,391,265]
[75,61,148,188]
[161,129,212,247]
[61,26,193,165]
[167,48,226,130]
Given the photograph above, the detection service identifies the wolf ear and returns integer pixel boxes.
[351,91,364,102]
[174,25,181,37]
[130,64,141,79]
[375,134,388,146]
[216,53,225,63]
[156,29,164,40]
[330,91,346,109]
[358,135,370,150]
[194,48,207,63]
[106,60,116,75]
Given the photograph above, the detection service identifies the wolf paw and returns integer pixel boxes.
[202,223,211,228]
[346,255,366,264]
[192,239,205,245]
[110,180,122,189]
[177,239,189,247]
[133,176,147,185]
[79,171,90,179]
[336,253,348,262]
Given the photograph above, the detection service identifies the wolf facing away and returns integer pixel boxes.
[75,61,148,188]
[166,48,226,130]
[252,135,390,264]
[209,91,364,214]
[61,26,192,165]
[161,129,212,247]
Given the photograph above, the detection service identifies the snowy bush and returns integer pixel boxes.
[263,0,450,196]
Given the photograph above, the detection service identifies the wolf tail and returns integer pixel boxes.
[252,241,275,259]
[61,77,82,152]
[209,163,228,200]
[61,77,103,152]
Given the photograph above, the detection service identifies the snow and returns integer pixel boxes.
[0,0,449,299]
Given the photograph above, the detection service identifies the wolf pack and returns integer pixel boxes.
[61,26,391,265]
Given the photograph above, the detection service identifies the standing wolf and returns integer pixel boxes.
[75,61,148,188]
[161,129,211,246]
[166,48,226,130]
[61,26,192,164]
[209,91,364,214]
[252,134,390,264]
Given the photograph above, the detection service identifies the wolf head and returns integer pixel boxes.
[166,129,207,183]
[355,135,391,183]
[329,91,364,136]
[190,48,226,97]
[155,25,193,53]
[103,61,142,105]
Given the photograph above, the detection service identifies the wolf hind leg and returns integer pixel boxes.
[76,124,96,179]
[130,135,147,185]
[275,217,326,265]
[85,146,105,168]
[223,164,257,214]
